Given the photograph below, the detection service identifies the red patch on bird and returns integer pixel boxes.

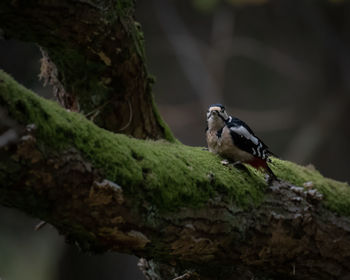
[247,157,268,170]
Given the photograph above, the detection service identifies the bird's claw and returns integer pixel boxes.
[233,161,249,171]
[232,161,243,167]
[221,160,248,172]
[220,159,230,166]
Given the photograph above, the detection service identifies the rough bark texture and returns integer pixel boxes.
[1,71,350,280]
[0,0,173,140]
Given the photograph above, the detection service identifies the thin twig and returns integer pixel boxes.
[172,272,199,280]
[34,221,48,231]
[118,99,133,131]
[84,100,111,118]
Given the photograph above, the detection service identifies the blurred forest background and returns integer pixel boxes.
[1,0,350,279]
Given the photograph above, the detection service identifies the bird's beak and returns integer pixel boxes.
[208,106,221,117]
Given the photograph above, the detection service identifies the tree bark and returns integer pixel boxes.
[1,71,350,279]
[0,0,173,140]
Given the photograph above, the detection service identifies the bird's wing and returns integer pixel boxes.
[226,117,271,159]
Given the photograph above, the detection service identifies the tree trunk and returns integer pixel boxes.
[1,1,350,279]
[0,0,173,140]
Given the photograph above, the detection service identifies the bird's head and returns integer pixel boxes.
[207,104,229,129]
[207,104,229,120]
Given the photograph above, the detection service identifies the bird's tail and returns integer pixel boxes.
[248,157,278,182]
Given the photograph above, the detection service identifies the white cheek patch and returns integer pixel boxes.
[220,111,229,120]
[230,126,259,145]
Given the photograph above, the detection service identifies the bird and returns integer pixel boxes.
[206,103,278,182]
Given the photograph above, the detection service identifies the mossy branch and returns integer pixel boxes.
[1,71,350,279]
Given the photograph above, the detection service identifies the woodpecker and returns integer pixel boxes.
[206,104,277,181]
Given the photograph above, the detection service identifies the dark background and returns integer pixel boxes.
[1,0,350,279]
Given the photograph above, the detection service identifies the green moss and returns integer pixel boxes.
[115,0,134,16]
[0,70,265,211]
[1,70,350,215]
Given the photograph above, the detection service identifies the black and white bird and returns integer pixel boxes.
[206,104,277,181]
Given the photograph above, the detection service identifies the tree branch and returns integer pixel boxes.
[1,71,350,279]
[2,1,350,279]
